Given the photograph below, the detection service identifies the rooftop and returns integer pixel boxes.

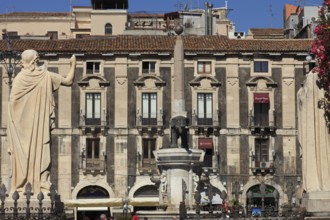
[0,35,312,54]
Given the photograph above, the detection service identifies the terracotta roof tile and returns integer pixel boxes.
[182,35,230,51]
[0,35,312,54]
[227,38,311,52]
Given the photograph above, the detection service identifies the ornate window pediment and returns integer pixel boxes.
[189,75,221,88]
[78,75,110,88]
[246,76,277,88]
[134,75,166,88]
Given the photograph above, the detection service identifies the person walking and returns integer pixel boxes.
[100,214,107,220]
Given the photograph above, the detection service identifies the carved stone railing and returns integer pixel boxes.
[250,160,275,175]
[135,111,164,136]
[248,110,276,136]
[79,112,109,136]
[80,151,107,175]
[191,110,221,136]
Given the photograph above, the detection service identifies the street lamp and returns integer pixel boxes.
[0,31,21,92]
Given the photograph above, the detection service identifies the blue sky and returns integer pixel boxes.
[0,0,323,32]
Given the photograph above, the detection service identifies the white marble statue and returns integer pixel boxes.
[160,172,168,194]
[193,173,199,193]
[7,49,76,193]
[297,72,330,192]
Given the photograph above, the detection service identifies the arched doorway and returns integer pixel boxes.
[198,184,224,212]
[246,183,279,217]
[77,185,110,220]
[133,185,158,212]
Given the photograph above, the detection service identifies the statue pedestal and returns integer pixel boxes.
[302,191,330,216]
[154,148,204,212]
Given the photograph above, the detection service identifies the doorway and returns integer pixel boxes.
[246,184,279,217]
[77,185,111,220]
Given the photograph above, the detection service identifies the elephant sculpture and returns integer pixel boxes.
[170,116,189,149]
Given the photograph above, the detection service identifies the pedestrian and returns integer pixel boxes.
[132,212,139,220]
[100,214,107,220]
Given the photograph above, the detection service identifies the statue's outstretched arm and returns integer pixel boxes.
[61,55,76,85]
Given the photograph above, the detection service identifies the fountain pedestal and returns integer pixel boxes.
[155,148,204,212]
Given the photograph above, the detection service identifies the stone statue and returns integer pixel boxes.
[170,116,189,149]
[192,173,199,193]
[7,49,76,193]
[297,72,330,192]
[160,171,168,194]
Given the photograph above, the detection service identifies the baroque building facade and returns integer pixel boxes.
[0,34,313,218]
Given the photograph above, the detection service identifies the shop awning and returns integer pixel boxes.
[64,198,123,208]
[129,197,159,206]
[254,93,269,103]
[198,138,213,149]
[77,207,108,211]
[64,197,159,208]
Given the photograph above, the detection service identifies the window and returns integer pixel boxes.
[142,139,156,168]
[76,34,89,39]
[142,93,157,125]
[142,61,156,74]
[86,138,101,168]
[46,31,58,40]
[197,93,213,125]
[105,23,113,35]
[86,93,101,125]
[253,93,269,127]
[197,61,211,74]
[255,139,269,167]
[86,62,100,74]
[254,61,268,73]
[203,149,213,167]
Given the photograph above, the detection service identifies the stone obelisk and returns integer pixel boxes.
[154,27,204,214]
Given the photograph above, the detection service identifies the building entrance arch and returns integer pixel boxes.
[246,183,279,217]
[77,185,111,220]
[133,185,159,212]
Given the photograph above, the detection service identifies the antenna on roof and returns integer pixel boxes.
[269,2,274,27]
[183,3,188,11]
[174,0,184,11]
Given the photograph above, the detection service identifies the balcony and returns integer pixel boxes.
[79,112,109,136]
[136,110,164,135]
[137,153,157,174]
[251,160,275,175]
[80,154,107,175]
[248,110,276,136]
[191,110,220,136]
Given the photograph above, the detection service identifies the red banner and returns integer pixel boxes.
[254,93,269,103]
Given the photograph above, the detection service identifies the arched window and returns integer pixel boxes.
[105,23,112,35]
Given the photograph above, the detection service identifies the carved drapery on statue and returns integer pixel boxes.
[7,49,76,194]
[297,72,330,192]
[8,67,61,193]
